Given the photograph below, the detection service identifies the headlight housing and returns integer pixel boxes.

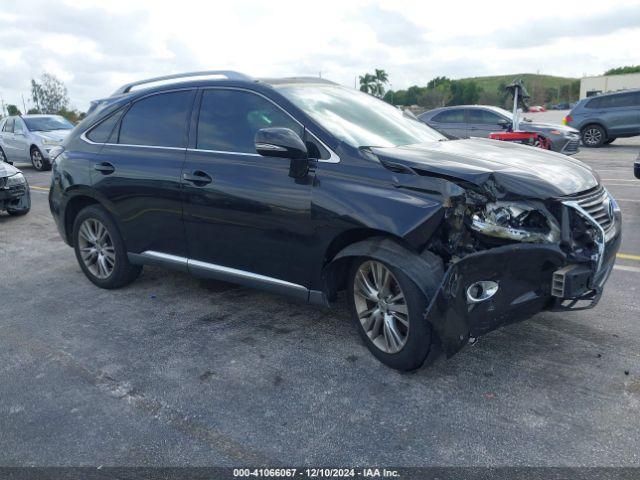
[6,172,26,187]
[470,201,560,243]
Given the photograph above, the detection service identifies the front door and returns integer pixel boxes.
[181,88,313,290]
[91,89,195,258]
[467,108,507,137]
[11,118,30,161]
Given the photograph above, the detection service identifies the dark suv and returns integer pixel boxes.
[49,71,621,371]
[564,89,640,147]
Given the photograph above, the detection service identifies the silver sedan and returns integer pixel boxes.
[0,114,73,171]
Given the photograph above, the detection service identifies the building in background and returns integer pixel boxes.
[580,72,640,98]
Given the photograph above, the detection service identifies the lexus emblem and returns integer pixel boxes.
[604,195,614,220]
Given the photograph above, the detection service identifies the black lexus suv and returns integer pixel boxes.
[49,71,622,371]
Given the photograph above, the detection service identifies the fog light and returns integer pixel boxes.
[466,281,499,304]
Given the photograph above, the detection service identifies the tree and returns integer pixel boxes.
[359,73,376,95]
[447,80,482,106]
[604,65,640,76]
[31,73,69,114]
[57,106,85,124]
[7,104,21,116]
[359,69,390,98]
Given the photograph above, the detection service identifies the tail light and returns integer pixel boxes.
[562,115,573,125]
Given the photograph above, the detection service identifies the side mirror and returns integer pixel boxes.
[497,119,511,130]
[255,128,308,159]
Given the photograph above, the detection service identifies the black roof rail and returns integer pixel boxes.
[111,70,253,96]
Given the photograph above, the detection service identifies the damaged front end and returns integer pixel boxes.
[423,180,621,357]
[374,148,623,357]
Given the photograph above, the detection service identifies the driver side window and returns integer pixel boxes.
[197,89,303,154]
[468,109,503,125]
[13,120,24,134]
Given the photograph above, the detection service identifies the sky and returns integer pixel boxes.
[1,0,639,112]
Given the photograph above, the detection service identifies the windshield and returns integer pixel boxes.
[276,84,445,148]
[23,116,73,132]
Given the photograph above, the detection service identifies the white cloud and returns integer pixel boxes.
[0,0,639,111]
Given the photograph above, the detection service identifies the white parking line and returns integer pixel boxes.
[614,265,640,273]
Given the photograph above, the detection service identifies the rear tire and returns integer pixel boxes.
[348,257,435,371]
[581,124,606,147]
[72,205,142,289]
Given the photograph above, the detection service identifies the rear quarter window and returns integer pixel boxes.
[118,90,193,147]
[86,109,124,143]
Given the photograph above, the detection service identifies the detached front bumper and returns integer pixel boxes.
[425,214,621,357]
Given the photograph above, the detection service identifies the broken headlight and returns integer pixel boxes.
[470,201,560,243]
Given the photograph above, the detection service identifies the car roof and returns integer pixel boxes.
[594,88,640,97]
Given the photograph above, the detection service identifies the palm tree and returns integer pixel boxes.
[373,69,389,98]
[359,73,375,94]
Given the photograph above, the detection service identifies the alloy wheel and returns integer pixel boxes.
[353,260,409,354]
[583,128,602,146]
[78,218,116,279]
[31,149,44,169]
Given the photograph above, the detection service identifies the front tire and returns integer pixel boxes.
[72,205,142,289]
[581,124,606,147]
[348,258,433,371]
[31,147,51,171]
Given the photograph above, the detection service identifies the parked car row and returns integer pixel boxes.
[417,105,581,154]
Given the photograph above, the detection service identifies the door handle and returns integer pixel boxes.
[183,170,213,186]
[94,162,115,174]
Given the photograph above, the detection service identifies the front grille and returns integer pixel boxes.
[569,186,614,232]
[562,138,580,154]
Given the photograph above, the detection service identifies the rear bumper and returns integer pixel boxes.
[425,216,621,357]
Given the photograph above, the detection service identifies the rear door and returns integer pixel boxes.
[428,109,468,138]
[91,89,196,258]
[467,108,507,137]
[181,88,314,290]
[599,92,639,136]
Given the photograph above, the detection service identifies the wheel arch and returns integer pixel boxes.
[63,194,102,245]
[321,234,444,303]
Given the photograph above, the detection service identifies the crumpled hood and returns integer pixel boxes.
[35,129,69,142]
[0,162,21,178]
[371,137,599,198]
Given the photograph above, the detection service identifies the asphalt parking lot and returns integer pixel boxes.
[1,110,639,466]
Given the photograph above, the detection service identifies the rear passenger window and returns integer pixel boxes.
[432,110,465,123]
[197,89,302,153]
[87,109,124,143]
[118,90,192,147]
